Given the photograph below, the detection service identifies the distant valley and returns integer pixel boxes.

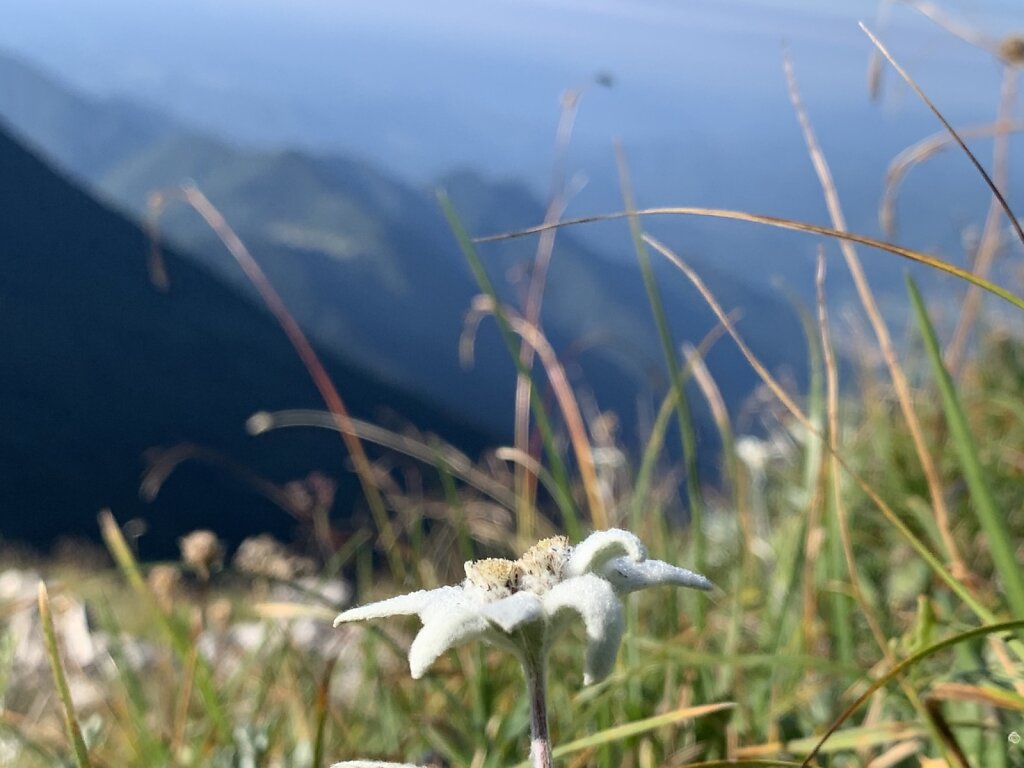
[0,51,814,551]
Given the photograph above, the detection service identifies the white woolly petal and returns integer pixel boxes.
[480,591,543,633]
[542,573,624,685]
[564,528,647,578]
[330,762,424,767]
[408,605,491,678]
[600,557,713,594]
[333,586,462,627]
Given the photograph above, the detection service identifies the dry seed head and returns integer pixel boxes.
[178,529,224,581]
[464,558,522,600]
[999,36,1024,65]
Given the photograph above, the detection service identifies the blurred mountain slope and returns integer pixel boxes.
[0,50,810,480]
[0,118,493,554]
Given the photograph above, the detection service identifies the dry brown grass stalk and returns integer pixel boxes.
[474,206,1024,312]
[506,313,608,530]
[514,89,584,539]
[247,409,518,512]
[681,344,752,573]
[466,295,608,530]
[783,51,967,580]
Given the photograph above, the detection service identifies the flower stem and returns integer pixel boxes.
[524,654,552,768]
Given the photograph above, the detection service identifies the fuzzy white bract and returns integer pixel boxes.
[334,529,711,685]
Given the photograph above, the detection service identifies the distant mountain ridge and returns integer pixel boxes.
[0,51,810,488]
[0,118,493,555]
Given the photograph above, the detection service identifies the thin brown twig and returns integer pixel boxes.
[860,23,1024,252]
[783,51,967,579]
[147,184,404,579]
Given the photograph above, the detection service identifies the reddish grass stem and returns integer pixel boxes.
[147,184,403,580]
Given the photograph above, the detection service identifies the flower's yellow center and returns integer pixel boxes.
[463,537,574,601]
[464,558,522,599]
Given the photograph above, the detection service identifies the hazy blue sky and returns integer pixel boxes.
[0,0,1019,298]
[0,0,1016,181]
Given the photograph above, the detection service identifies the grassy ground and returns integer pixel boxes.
[4,322,1023,768]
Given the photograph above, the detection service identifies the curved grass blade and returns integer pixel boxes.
[474,207,1024,312]
[860,23,1024,251]
[248,409,517,511]
[617,145,706,598]
[740,721,926,760]
[511,702,736,767]
[642,235,996,626]
[880,121,1024,238]
[799,620,1024,767]
[439,190,581,538]
[785,49,965,576]
[906,275,1024,619]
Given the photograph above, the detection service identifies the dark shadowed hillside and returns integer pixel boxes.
[0,120,494,556]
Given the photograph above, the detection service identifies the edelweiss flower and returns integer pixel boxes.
[334,529,711,685]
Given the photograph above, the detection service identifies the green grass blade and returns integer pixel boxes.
[37,582,93,768]
[91,599,169,763]
[906,275,1024,619]
[825,494,854,665]
[616,147,706,626]
[512,701,736,767]
[801,619,1024,767]
[791,295,852,664]
[631,385,678,527]
[438,190,580,538]
[98,509,232,741]
[684,762,806,768]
